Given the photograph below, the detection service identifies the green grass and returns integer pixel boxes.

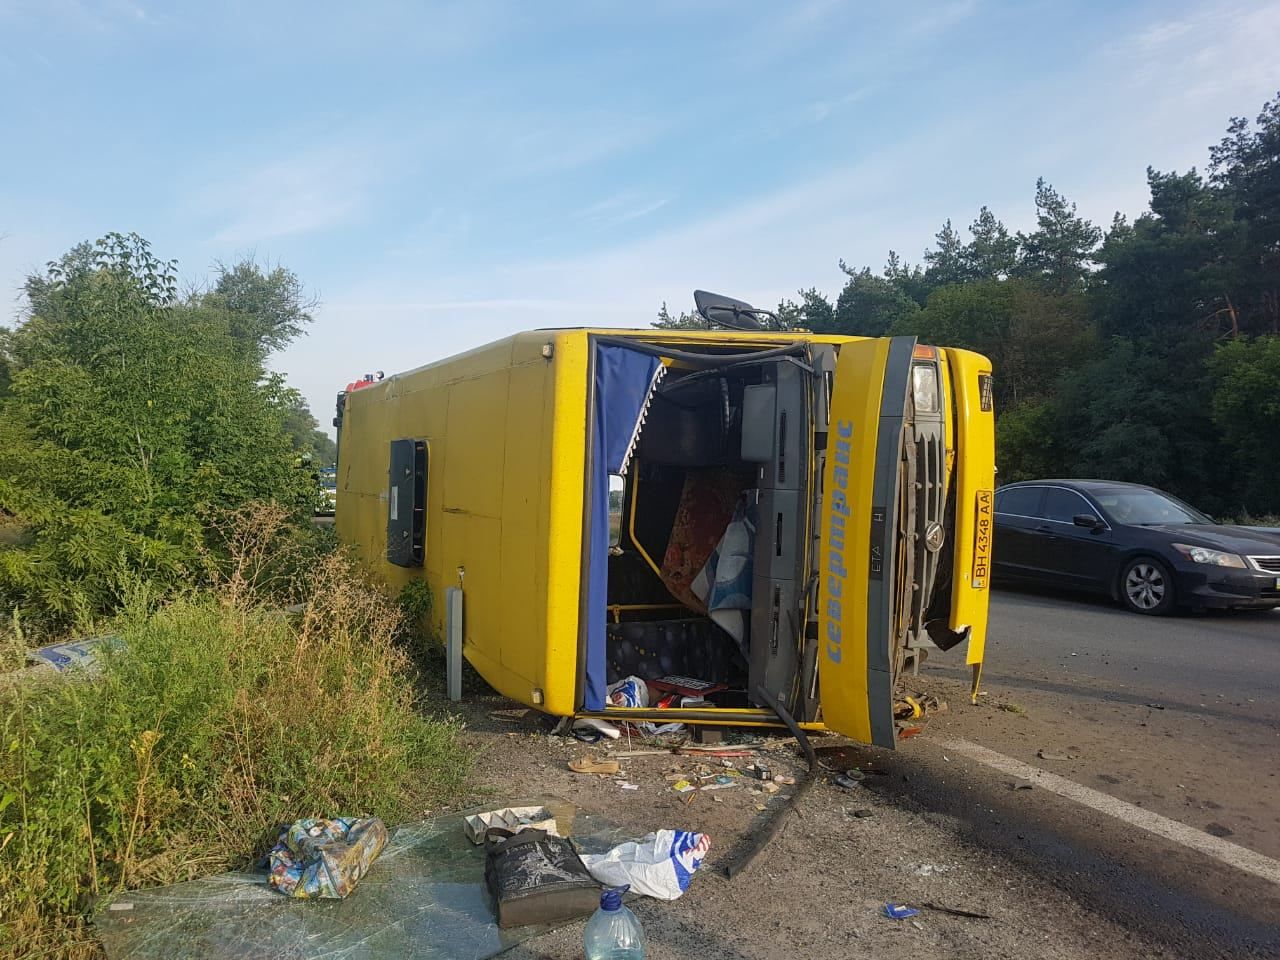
[0,552,470,959]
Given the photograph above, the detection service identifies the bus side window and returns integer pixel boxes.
[388,438,428,567]
[608,474,625,550]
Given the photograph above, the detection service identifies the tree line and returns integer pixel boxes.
[658,92,1280,519]
[0,234,332,629]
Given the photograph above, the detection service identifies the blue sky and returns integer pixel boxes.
[1,0,1277,428]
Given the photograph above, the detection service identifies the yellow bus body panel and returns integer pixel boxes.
[337,331,588,714]
[336,327,995,736]
[944,348,996,667]
[816,338,891,746]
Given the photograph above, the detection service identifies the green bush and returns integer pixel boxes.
[0,234,320,634]
[0,549,469,959]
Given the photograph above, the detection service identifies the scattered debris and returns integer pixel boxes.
[685,739,765,752]
[773,774,796,786]
[29,636,120,673]
[832,772,863,790]
[488,708,531,723]
[911,862,953,877]
[922,902,993,920]
[1010,781,1034,791]
[1145,703,1166,710]
[268,817,388,899]
[568,757,620,776]
[896,724,923,739]
[98,797,638,960]
[463,806,559,844]
[852,809,875,818]
[1205,823,1234,837]
[485,823,598,928]
[573,717,621,740]
[884,903,921,920]
[670,778,736,794]
[1036,749,1076,761]
[997,702,1026,715]
[607,676,684,736]
[580,830,711,901]
[895,696,924,719]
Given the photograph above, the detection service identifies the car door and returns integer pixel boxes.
[993,485,1047,578]
[1037,487,1115,590]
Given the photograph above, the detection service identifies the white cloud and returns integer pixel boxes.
[909,0,979,35]
[574,192,671,225]
[1123,2,1280,107]
[278,0,1280,427]
[805,87,873,124]
[0,0,157,32]
[493,114,669,180]
[192,147,378,247]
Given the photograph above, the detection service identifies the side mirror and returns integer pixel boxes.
[1073,514,1103,530]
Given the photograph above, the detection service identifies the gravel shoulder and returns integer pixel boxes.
[445,693,1175,960]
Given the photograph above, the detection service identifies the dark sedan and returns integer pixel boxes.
[993,480,1280,615]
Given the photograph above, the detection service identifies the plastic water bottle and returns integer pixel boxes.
[583,885,645,960]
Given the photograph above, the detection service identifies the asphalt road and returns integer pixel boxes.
[978,586,1280,723]
[865,587,1280,959]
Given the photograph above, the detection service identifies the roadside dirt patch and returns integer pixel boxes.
[442,694,1169,960]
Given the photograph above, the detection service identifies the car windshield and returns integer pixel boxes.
[1092,488,1209,525]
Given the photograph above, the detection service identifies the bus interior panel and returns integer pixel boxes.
[604,348,820,719]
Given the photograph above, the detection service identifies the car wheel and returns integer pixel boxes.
[1120,556,1176,615]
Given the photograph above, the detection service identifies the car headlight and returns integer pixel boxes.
[1172,544,1246,568]
[912,364,939,414]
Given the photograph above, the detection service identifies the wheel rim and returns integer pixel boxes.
[1125,563,1165,609]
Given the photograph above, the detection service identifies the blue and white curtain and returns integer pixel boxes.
[584,344,665,710]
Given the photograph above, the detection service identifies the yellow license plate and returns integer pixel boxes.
[972,489,993,588]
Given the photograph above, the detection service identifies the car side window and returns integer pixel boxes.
[1042,488,1097,524]
[995,486,1044,518]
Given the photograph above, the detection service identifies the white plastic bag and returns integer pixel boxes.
[606,676,684,737]
[580,830,710,900]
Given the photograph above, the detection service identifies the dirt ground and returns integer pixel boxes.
[444,691,1171,960]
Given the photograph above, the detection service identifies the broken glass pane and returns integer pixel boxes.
[97,797,630,960]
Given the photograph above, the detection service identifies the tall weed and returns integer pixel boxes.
[0,511,468,959]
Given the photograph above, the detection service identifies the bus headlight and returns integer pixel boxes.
[912,364,939,415]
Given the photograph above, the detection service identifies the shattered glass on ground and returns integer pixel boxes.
[97,797,629,960]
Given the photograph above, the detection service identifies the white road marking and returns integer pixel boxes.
[936,737,1280,887]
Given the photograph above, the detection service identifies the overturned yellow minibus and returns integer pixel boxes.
[334,296,995,747]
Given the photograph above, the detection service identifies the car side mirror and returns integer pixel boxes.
[1073,513,1103,530]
